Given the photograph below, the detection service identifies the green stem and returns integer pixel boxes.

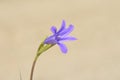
[30,44,55,80]
[30,55,38,80]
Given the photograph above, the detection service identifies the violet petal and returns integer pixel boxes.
[57,20,66,33]
[44,35,57,44]
[59,24,74,36]
[59,36,77,41]
[58,43,67,53]
[51,26,57,34]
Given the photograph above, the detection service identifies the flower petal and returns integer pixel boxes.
[59,36,77,41]
[59,24,74,36]
[57,20,66,33]
[44,35,57,44]
[57,43,67,53]
[51,26,57,34]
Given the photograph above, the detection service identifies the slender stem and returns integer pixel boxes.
[30,44,54,80]
[30,55,38,80]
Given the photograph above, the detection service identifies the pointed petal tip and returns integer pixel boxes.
[69,24,74,29]
[72,37,77,40]
[62,19,65,23]
[61,47,68,53]
[62,51,68,54]
[62,20,66,27]
[51,26,57,34]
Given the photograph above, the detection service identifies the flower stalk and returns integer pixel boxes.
[30,41,54,80]
[30,55,38,80]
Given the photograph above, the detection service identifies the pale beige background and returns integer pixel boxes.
[0,0,120,80]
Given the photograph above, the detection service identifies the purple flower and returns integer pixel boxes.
[44,20,76,53]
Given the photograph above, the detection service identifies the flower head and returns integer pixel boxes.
[44,20,76,53]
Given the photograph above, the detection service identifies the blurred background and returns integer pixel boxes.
[0,0,120,80]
